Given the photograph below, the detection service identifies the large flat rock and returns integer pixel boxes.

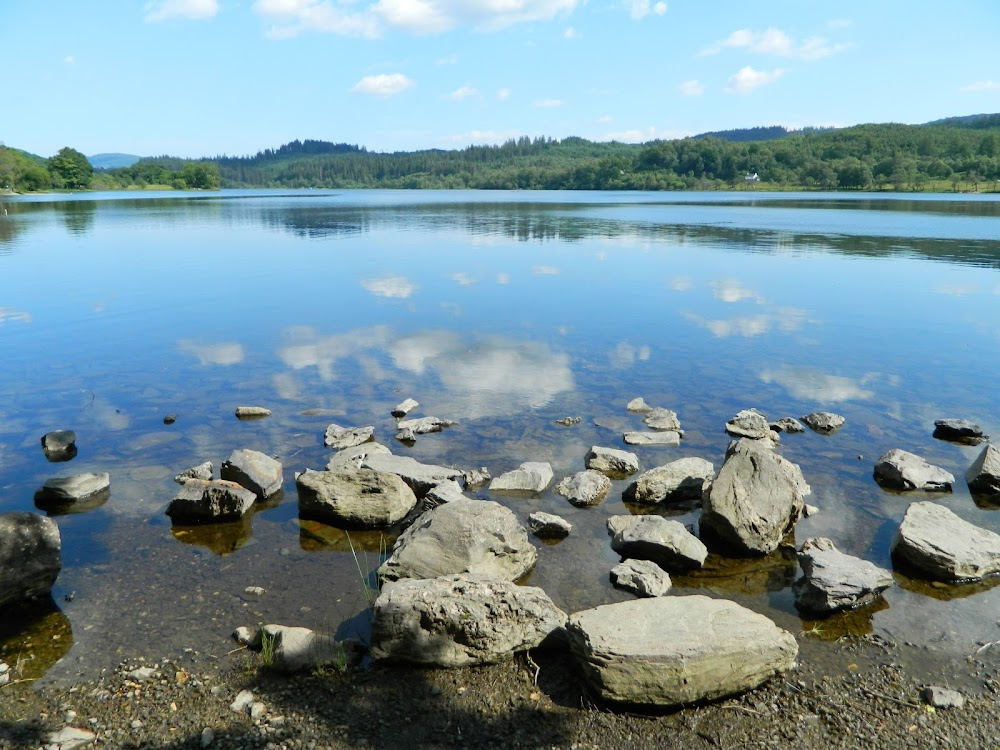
[361,453,463,497]
[566,595,797,706]
[611,515,707,572]
[793,537,893,614]
[489,462,553,494]
[34,473,111,514]
[297,468,417,528]
[166,479,256,522]
[891,501,1000,582]
[624,457,715,504]
[874,449,954,492]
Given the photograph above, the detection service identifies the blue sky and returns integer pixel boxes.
[3,0,999,158]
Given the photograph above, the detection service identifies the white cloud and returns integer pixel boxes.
[446,85,478,101]
[961,81,1000,93]
[759,367,875,403]
[254,0,380,38]
[64,55,75,64]
[0,307,31,325]
[596,115,613,124]
[564,26,578,39]
[532,265,560,275]
[602,127,656,143]
[451,272,476,286]
[361,275,418,298]
[371,0,578,34]
[436,53,459,65]
[679,79,704,96]
[625,0,665,20]
[669,277,692,292]
[724,66,786,94]
[710,279,764,304]
[702,27,848,61]
[177,339,245,366]
[145,0,219,22]
[535,98,563,108]
[496,87,511,101]
[351,73,415,96]
[440,129,521,145]
[496,272,510,284]
[610,341,651,369]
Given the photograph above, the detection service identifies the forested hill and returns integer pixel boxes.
[214,120,1000,191]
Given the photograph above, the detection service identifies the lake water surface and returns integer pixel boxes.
[2,189,1000,684]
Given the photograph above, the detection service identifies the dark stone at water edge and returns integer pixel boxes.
[873,449,954,492]
[166,479,257,522]
[220,448,283,499]
[967,444,1000,499]
[34,472,111,514]
[792,537,893,615]
[0,512,62,610]
[933,418,988,445]
[41,430,77,462]
[801,411,846,435]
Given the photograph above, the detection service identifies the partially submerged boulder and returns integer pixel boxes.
[528,512,572,539]
[611,515,707,572]
[701,438,806,555]
[0,512,62,610]
[933,418,988,446]
[725,409,770,440]
[361,454,463,497]
[623,431,681,446]
[325,442,392,472]
[324,424,375,450]
[873,449,954,492]
[235,406,271,419]
[220,449,283,499]
[395,416,454,435]
[489,462,553,494]
[966,444,1000,499]
[585,446,639,478]
[626,397,654,414]
[41,430,77,462]
[770,417,805,434]
[371,574,566,667]
[793,537,893,615]
[643,408,681,431]
[624,457,715,505]
[891,501,1000,582]
[166,479,256,522]
[378,498,537,582]
[801,412,845,435]
[610,559,672,598]
[566,596,798,707]
[555,470,611,507]
[34,473,111,514]
[391,398,419,418]
[296,468,417,528]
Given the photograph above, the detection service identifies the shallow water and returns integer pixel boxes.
[2,189,1000,683]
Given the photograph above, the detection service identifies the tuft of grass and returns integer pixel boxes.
[346,532,387,609]
[259,628,276,666]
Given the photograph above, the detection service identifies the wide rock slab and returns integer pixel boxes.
[325,442,392,472]
[891,501,1000,582]
[934,418,988,445]
[378,498,537,582]
[297,468,417,528]
[801,411,845,435]
[34,473,111,514]
[371,574,566,667]
[624,457,715,505]
[793,537,893,615]
[623,431,681,446]
[643,408,681,431]
[701,438,805,555]
[221,449,283,499]
[586,446,639,478]
[324,424,375,450]
[566,595,797,707]
[166,479,256,522]
[874,449,954,492]
[967,444,1000,499]
[555,470,611,507]
[611,515,707,572]
[0,512,62,610]
[361,453,463,497]
[489,462,553,493]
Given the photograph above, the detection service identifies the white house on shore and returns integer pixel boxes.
[744,172,760,183]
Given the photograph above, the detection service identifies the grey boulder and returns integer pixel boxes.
[801,411,845,435]
[528,512,572,539]
[378,498,537,582]
[873,449,954,492]
[220,449,283,499]
[424,480,469,509]
[324,424,375,450]
[891,501,1000,582]
[0,512,62,610]
[325,442,392,472]
[361,453,463,497]
[611,515,707,572]
[489,462,553,493]
[770,417,805,434]
[933,418,988,445]
[701,438,806,555]
[624,457,715,505]
[626,397,654,413]
[610,559,672,597]
[395,416,454,435]
[297,468,417,528]
[391,398,419,418]
[967,444,1000,499]
[41,430,77,460]
[174,461,213,484]
[793,537,893,615]
[371,574,566,667]
[586,446,639,477]
[166,479,256,522]
[235,406,271,419]
[725,409,771,439]
[566,596,798,707]
[34,473,111,514]
[623,431,681,446]
[643,408,681,431]
[555,470,612,507]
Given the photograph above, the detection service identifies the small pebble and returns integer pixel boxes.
[163,414,177,424]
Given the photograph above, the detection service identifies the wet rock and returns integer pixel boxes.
[793,537,893,615]
[610,559,672,597]
[174,461,214,484]
[626,397,654,414]
[921,686,965,709]
[361,453,463,497]
[324,423,375,450]
[0,512,62,610]
[623,430,681,446]
[606,514,640,538]
[41,430,77,461]
[624,457,715,504]
[586,446,639,477]
[254,624,356,673]
[643,408,681,431]
[221,449,283,499]
[725,409,771,439]
[34,473,111,514]
[425,479,468,508]
[555,470,611,507]
[770,417,805,434]
[489,462,553,493]
[611,515,707,572]
[396,416,455,435]
[567,596,798,707]
[967,444,1000,499]
[555,416,581,427]
[801,411,846,435]
[371,574,566,667]
[163,414,177,425]
[701,438,806,555]
[166,479,256,522]
[933,418,988,445]
[235,406,271,419]
[462,467,491,489]
[873,449,954,492]
[891,501,1000,582]
[528,512,572,539]
[391,398,419,418]
[378,498,537,582]
[296,468,417,528]
[46,726,96,750]
[394,426,416,443]
[326,442,392,472]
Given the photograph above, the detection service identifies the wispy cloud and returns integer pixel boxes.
[724,66,786,94]
[255,0,380,38]
[760,367,875,403]
[361,276,418,298]
[596,115,613,124]
[496,87,512,101]
[532,265,560,275]
[177,339,245,366]
[436,53,458,65]
[535,98,564,108]
[602,127,657,143]
[702,27,849,61]
[710,279,764,304]
[827,18,852,30]
[440,129,522,145]
[64,55,75,64]
[624,0,666,20]
[351,73,415,96]
[564,26,578,39]
[678,79,704,96]
[451,272,476,286]
[960,81,1000,92]
[446,85,478,101]
[145,0,219,22]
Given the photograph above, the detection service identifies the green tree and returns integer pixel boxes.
[48,147,94,189]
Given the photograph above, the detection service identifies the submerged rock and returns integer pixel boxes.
[933,418,988,445]
[235,406,271,419]
[793,537,893,615]
[371,574,566,667]
[623,431,681,446]
[489,462,553,493]
[296,468,417,528]
[391,398,419,418]
[555,416,582,427]
[626,397,654,414]
[324,424,375,450]
[725,409,771,440]
[0,512,62,610]
[624,457,715,505]
[643,408,681,431]
[166,479,256,522]
[566,596,797,707]
[611,515,707,572]
[585,446,639,477]
[555,470,611,507]
[967,444,1000,499]
[770,417,805,434]
[462,467,491,489]
[378,498,537,582]
[34,473,111,514]
[395,416,455,435]
[221,449,283,499]
[41,430,77,462]
[528,511,572,539]
[891,501,1000,582]
[873,449,954,492]
[801,411,845,435]
[610,559,672,597]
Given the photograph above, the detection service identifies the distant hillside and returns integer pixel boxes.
[88,153,142,169]
[693,125,837,142]
[925,113,1000,130]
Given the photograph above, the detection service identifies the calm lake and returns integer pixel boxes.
[2,189,1000,684]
